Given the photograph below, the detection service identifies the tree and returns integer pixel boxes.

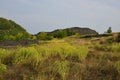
[37,32,53,40]
[107,27,112,33]
[37,32,47,40]
[54,30,67,38]
[66,29,75,36]
[32,35,37,40]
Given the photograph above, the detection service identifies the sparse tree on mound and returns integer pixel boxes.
[107,27,112,33]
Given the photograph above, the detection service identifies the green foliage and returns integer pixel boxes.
[0,43,87,79]
[16,32,31,40]
[31,35,37,40]
[54,60,69,80]
[16,33,24,40]
[0,49,10,63]
[108,44,120,52]
[54,30,67,38]
[0,63,7,74]
[107,27,112,33]
[0,18,12,30]
[94,43,120,52]
[66,29,75,36]
[37,32,53,40]
[0,48,15,67]
[1,38,120,80]
[53,29,75,38]
[0,49,8,74]
[53,43,88,60]
[14,47,40,65]
[0,17,31,41]
[75,46,88,60]
[35,43,88,61]
[114,61,120,72]
[3,35,16,40]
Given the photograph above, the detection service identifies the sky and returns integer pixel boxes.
[0,0,120,34]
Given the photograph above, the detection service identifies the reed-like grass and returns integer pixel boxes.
[1,40,120,80]
[0,42,89,80]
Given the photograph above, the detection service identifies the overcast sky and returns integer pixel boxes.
[0,0,120,34]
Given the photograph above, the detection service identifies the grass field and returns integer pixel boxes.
[0,35,120,80]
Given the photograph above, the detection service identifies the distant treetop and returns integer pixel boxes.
[106,27,112,33]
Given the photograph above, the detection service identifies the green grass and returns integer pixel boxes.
[0,42,89,80]
[0,38,120,80]
[0,63,7,74]
[14,47,39,64]
[115,61,120,72]
[54,60,69,80]
[94,43,120,53]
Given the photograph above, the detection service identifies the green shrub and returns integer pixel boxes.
[114,61,120,72]
[54,60,69,80]
[36,43,88,61]
[0,49,7,62]
[0,63,7,74]
[37,32,53,40]
[0,41,89,80]
[14,47,41,68]
[108,44,120,52]
[106,27,112,33]
[0,48,15,66]
[54,30,67,38]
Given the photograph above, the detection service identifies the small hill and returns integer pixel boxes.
[51,27,98,35]
[0,18,25,31]
[36,27,98,39]
[0,17,31,41]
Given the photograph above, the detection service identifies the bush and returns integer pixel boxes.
[106,27,112,33]
[54,60,69,80]
[14,47,41,70]
[53,29,75,38]
[114,61,120,72]
[0,42,89,80]
[54,30,67,38]
[108,44,120,52]
[37,32,53,40]
[36,43,88,62]
[0,63,7,74]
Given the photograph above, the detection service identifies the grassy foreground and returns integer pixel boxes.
[0,38,120,80]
